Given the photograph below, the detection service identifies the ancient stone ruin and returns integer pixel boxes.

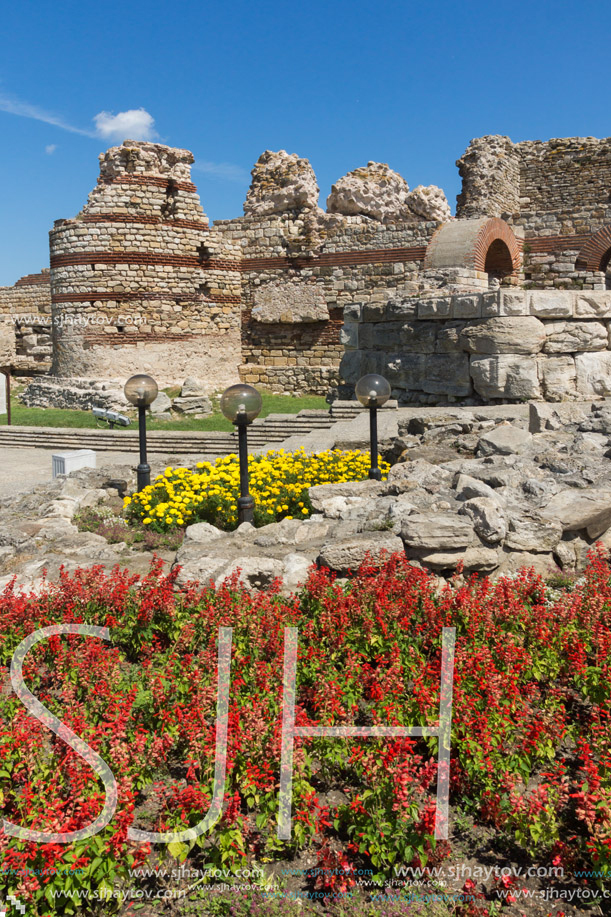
[3,134,611,403]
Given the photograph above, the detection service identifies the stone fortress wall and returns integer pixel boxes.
[0,271,52,372]
[5,132,611,403]
[46,143,451,394]
[343,134,611,403]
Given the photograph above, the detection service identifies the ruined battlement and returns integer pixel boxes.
[5,132,611,404]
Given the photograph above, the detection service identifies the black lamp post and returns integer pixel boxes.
[124,373,158,491]
[355,373,391,480]
[220,383,262,525]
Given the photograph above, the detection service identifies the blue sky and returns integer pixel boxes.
[0,0,609,285]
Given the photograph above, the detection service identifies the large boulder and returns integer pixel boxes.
[541,489,611,539]
[317,533,404,574]
[458,498,506,544]
[477,424,532,456]
[401,513,474,550]
[327,162,412,223]
[244,150,319,216]
[416,545,500,573]
[454,473,502,503]
[150,392,172,414]
[505,516,562,552]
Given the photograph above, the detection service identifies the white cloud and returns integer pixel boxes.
[0,90,158,145]
[93,108,157,142]
[45,144,57,154]
[192,160,249,183]
[0,90,94,136]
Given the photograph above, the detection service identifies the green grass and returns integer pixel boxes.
[0,390,328,432]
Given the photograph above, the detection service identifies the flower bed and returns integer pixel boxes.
[0,552,610,915]
[123,447,390,532]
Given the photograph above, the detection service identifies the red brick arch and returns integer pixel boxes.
[424,217,522,275]
[468,218,522,273]
[576,225,611,271]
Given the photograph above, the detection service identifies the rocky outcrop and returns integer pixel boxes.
[244,150,320,216]
[5,403,611,594]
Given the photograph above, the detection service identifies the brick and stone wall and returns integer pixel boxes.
[18,133,611,403]
[49,142,242,388]
[456,135,611,291]
[223,211,441,393]
[0,270,52,372]
[342,289,611,404]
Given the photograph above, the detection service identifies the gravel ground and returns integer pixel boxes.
[1,448,142,497]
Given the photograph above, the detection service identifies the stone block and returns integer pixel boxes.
[339,351,362,384]
[150,392,172,414]
[384,352,426,388]
[362,302,387,322]
[452,294,481,319]
[385,298,418,320]
[528,290,572,317]
[499,290,529,316]
[574,292,611,317]
[458,497,506,543]
[575,352,611,398]
[505,516,562,552]
[528,401,562,433]
[537,356,577,401]
[373,322,404,349]
[481,292,500,317]
[340,322,358,350]
[251,282,330,324]
[436,322,467,353]
[459,317,545,355]
[477,424,532,455]
[343,302,362,321]
[318,533,404,574]
[470,354,541,400]
[399,322,437,353]
[417,297,452,320]
[541,488,611,539]
[423,353,471,396]
[401,513,474,550]
[357,324,374,349]
[543,321,607,353]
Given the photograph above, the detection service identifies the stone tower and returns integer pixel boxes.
[49,140,242,387]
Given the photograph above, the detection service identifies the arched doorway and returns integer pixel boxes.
[424,217,521,284]
[484,238,514,282]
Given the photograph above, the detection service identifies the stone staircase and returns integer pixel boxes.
[0,402,397,456]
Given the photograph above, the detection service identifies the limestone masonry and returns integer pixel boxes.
[4,133,611,403]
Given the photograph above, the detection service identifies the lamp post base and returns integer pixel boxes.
[238,495,255,525]
[368,467,382,481]
[137,463,151,492]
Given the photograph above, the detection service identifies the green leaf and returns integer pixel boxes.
[167,840,189,860]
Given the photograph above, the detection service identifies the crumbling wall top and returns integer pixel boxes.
[244,150,320,216]
[98,140,195,182]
